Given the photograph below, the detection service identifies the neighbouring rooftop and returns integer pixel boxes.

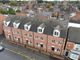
[68,27,80,44]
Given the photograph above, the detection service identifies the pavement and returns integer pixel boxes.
[0,35,64,60]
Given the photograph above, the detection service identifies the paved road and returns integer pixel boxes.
[0,49,27,60]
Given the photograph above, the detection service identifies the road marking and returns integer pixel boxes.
[5,48,36,60]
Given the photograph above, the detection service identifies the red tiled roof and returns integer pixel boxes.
[0,14,7,21]
[71,11,80,21]
[16,12,26,16]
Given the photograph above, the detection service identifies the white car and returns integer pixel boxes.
[0,46,4,52]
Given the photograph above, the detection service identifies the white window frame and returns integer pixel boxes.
[24,24,31,31]
[4,21,10,26]
[13,22,20,28]
[53,30,60,37]
[37,27,44,33]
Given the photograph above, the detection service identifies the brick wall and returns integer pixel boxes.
[34,32,47,52]
[3,26,13,41]
[66,41,75,50]
[22,30,34,47]
[47,35,64,55]
[12,28,23,44]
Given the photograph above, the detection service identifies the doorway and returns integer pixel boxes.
[40,44,43,48]
[51,47,55,51]
[18,38,20,43]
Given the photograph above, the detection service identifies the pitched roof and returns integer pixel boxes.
[70,11,80,23]
[5,15,68,38]
[38,23,46,28]
[68,27,80,44]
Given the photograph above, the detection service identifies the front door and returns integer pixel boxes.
[18,38,20,43]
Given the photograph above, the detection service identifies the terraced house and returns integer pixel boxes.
[0,14,7,35]
[2,1,80,60]
[3,15,68,59]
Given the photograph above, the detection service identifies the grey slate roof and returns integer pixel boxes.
[9,16,21,27]
[38,23,46,28]
[19,17,32,29]
[70,19,80,24]
[68,27,80,44]
[5,15,17,27]
[5,15,68,38]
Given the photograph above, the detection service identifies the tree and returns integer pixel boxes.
[16,9,21,12]
[37,0,43,3]
[9,1,17,6]
[0,9,8,14]
[7,8,15,14]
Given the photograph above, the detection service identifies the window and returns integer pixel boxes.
[8,35,11,40]
[54,32,58,35]
[36,43,38,45]
[40,37,43,40]
[57,48,60,51]
[14,24,16,28]
[29,34,32,38]
[38,29,42,32]
[14,37,17,40]
[25,34,28,36]
[40,44,43,47]
[30,41,32,44]
[28,41,32,45]
[51,47,55,51]
[52,40,55,43]
[58,41,63,44]
[65,51,69,56]
[26,40,28,44]
[17,31,19,34]
[53,30,60,37]
[26,27,28,29]
[18,38,20,43]
[36,43,40,47]
[28,41,30,45]
[5,22,7,26]
[35,36,38,39]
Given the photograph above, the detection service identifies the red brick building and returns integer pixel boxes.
[0,14,7,35]
[11,17,24,45]
[47,35,65,55]
[34,32,47,52]
[64,11,80,60]
[21,19,34,47]
[3,16,15,41]
[3,15,68,58]
[65,27,80,60]
[22,30,34,47]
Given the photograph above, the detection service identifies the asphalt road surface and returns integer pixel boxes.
[0,49,27,60]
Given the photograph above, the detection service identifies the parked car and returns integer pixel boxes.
[0,45,4,52]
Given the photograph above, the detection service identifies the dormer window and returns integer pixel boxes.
[54,31,59,36]
[26,27,28,30]
[38,29,42,32]
[53,30,60,37]
[24,22,31,31]
[37,23,45,33]
[53,25,60,37]
[13,22,20,28]
[4,21,10,26]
